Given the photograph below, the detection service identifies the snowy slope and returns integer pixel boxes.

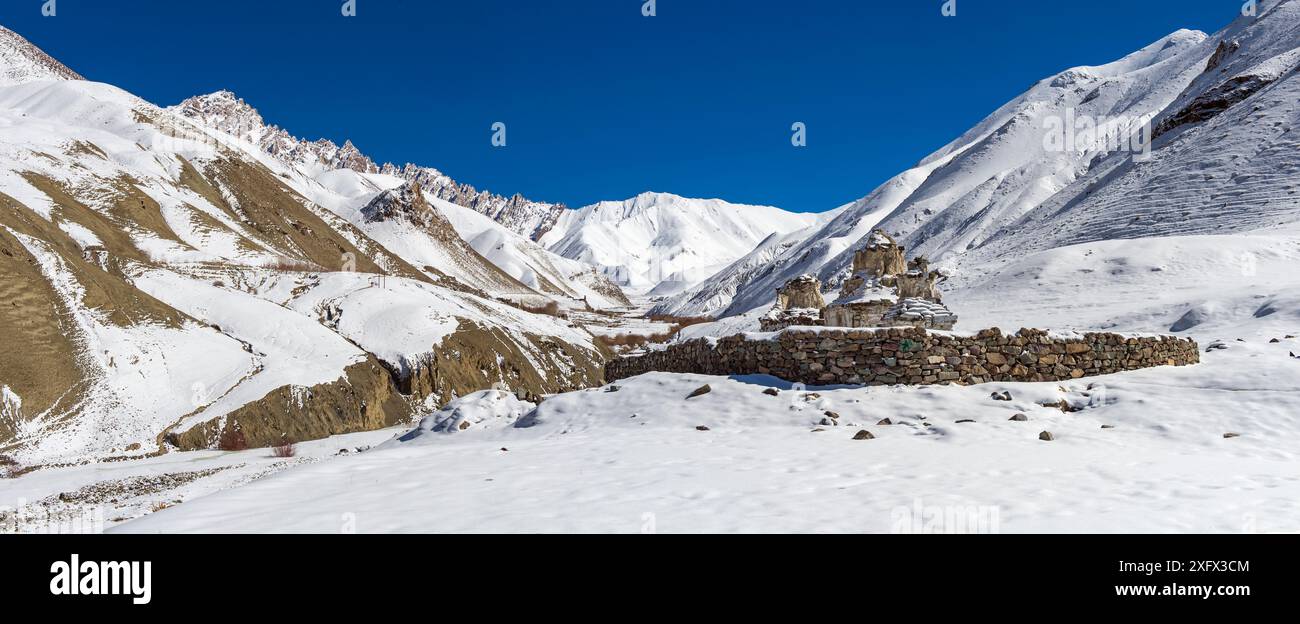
[958,0,1300,265]
[539,192,818,296]
[709,29,1213,318]
[434,198,632,309]
[876,29,1211,261]
[117,324,1300,533]
[0,30,608,464]
[302,167,630,308]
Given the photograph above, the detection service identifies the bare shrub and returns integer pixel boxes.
[597,325,689,349]
[272,439,297,458]
[597,333,650,349]
[264,258,320,273]
[520,300,564,318]
[499,297,568,319]
[218,427,248,452]
[647,314,713,328]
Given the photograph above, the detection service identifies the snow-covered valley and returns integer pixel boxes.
[5,0,1300,535]
[60,325,1300,533]
[9,226,1299,533]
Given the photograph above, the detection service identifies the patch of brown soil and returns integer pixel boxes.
[0,215,82,444]
[200,157,395,273]
[0,190,199,446]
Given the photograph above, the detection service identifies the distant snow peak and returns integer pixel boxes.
[540,192,818,295]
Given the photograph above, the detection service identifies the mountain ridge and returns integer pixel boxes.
[0,25,83,87]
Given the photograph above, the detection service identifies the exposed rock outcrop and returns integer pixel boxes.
[167,357,410,451]
[389,324,608,406]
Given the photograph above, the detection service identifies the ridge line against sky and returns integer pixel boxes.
[0,0,1240,213]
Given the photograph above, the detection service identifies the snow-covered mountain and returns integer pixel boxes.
[386,163,567,241]
[172,91,568,241]
[6,6,1300,536]
[539,192,819,297]
[0,29,608,465]
[649,204,849,317]
[306,167,632,309]
[948,0,1300,268]
[171,90,379,175]
[171,90,629,310]
[433,199,632,309]
[0,26,82,87]
[171,93,818,303]
[699,0,1300,321]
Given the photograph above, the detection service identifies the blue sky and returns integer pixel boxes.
[2,0,1241,213]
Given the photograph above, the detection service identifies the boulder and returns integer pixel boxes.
[686,385,712,399]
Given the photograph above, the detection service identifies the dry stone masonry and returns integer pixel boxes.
[761,275,827,330]
[761,230,958,332]
[641,229,1199,387]
[607,327,1199,387]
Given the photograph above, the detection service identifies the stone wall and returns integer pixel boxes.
[823,301,894,329]
[759,310,823,332]
[607,327,1199,387]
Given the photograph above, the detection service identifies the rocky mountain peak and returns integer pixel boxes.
[170,90,379,174]
[171,94,558,236]
[382,162,568,241]
[173,90,268,139]
[0,24,84,87]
